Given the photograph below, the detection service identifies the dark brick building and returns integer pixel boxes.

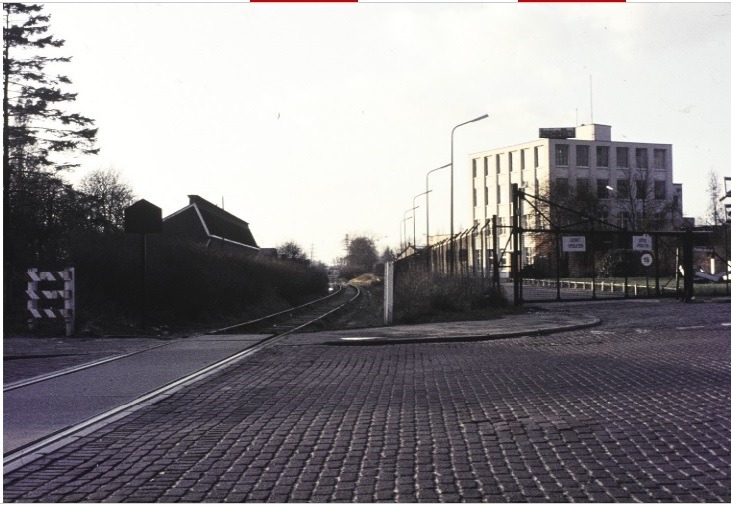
[162,195,259,254]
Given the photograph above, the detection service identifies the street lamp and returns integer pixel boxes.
[426,163,450,247]
[450,113,489,272]
[402,209,414,252]
[412,192,430,248]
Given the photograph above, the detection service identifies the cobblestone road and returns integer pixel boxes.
[4,299,731,502]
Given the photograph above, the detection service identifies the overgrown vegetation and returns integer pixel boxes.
[6,232,329,334]
[393,271,507,324]
[339,235,379,280]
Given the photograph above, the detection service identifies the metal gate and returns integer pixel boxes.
[511,185,698,304]
[517,229,690,303]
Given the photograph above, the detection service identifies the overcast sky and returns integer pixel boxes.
[40,3,731,264]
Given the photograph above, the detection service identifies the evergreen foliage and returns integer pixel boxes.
[3,3,99,269]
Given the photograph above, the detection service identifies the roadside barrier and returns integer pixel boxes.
[26,267,75,336]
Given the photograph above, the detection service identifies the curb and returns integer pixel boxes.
[330,316,603,346]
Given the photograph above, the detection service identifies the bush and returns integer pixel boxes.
[598,249,644,278]
[393,271,506,324]
[8,231,329,332]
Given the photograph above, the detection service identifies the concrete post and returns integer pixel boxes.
[384,261,394,325]
[64,267,75,337]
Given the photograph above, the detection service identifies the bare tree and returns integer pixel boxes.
[276,241,309,264]
[704,170,724,226]
[342,235,378,278]
[77,168,135,233]
[612,167,673,231]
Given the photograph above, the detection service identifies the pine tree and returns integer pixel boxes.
[4,3,99,310]
[3,3,98,193]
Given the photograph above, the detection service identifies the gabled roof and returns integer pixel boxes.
[164,195,259,249]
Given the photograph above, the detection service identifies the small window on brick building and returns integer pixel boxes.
[617,179,630,199]
[636,180,647,200]
[576,145,589,167]
[616,147,629,168]
[654,149,666,170]
[597,179,609,199]
[654,180,666,200]
[636,148,648,169]
[555,144,569,166]
[596,146,609,167]
[555,178,569,197]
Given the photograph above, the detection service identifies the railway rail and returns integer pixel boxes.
[3,283,361,471]
[4,283,358,392]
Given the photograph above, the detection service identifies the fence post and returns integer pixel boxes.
[492,214,500,293]
[64,267,75,337]
[384,261,394,325]
[26,268,39,330]
[682,228,694,302]
[511,184,522,306]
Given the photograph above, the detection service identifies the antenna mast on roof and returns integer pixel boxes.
[589,75,594,124]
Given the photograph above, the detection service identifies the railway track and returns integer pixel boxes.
[3,283,361,471]
[4,283,359,393]
[211,282,360,335]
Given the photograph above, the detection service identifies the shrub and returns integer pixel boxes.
[8,231,329,332]
[598,249,644,278]
[393,271,506,324]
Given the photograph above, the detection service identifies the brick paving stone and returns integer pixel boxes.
[4,300,731,502]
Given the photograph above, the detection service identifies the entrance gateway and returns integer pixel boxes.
[500,184,697,304]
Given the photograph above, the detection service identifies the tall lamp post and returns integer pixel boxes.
[402,209,414,252]
[426,163,450,247]
[450,113,489,272]
[412,192,430,248]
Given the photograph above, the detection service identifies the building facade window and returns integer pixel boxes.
[509,152,514,172]
[654,149,666,170]
[654,212,666,228]
[483,156,489,176]
[472,159,477,178]
[620,211,631,229]
[473,188,477,207]
[636,148,648,169]
[555,144,569,166]
[596,146,609,167]
[577,178,591,196]
[555,178,569,198]
[484,187,489,205]
[520,149,526,171]
[576,145,589,167]
[497,185,502,204]
[654,180,666,200]
[496,154,501,174]
[596,210,610,223]
[597,179,610,199]
[636,179,647,200]
[617,179,630,199]
[534,146,540,168]
[616,147,629,168]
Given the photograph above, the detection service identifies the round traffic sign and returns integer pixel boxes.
[640,253,653,267]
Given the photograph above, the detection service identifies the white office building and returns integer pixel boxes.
[469,123,684,271]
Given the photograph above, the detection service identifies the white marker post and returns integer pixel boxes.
[384,261,394,325]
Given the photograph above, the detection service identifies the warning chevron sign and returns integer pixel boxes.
[26,267,76,336]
